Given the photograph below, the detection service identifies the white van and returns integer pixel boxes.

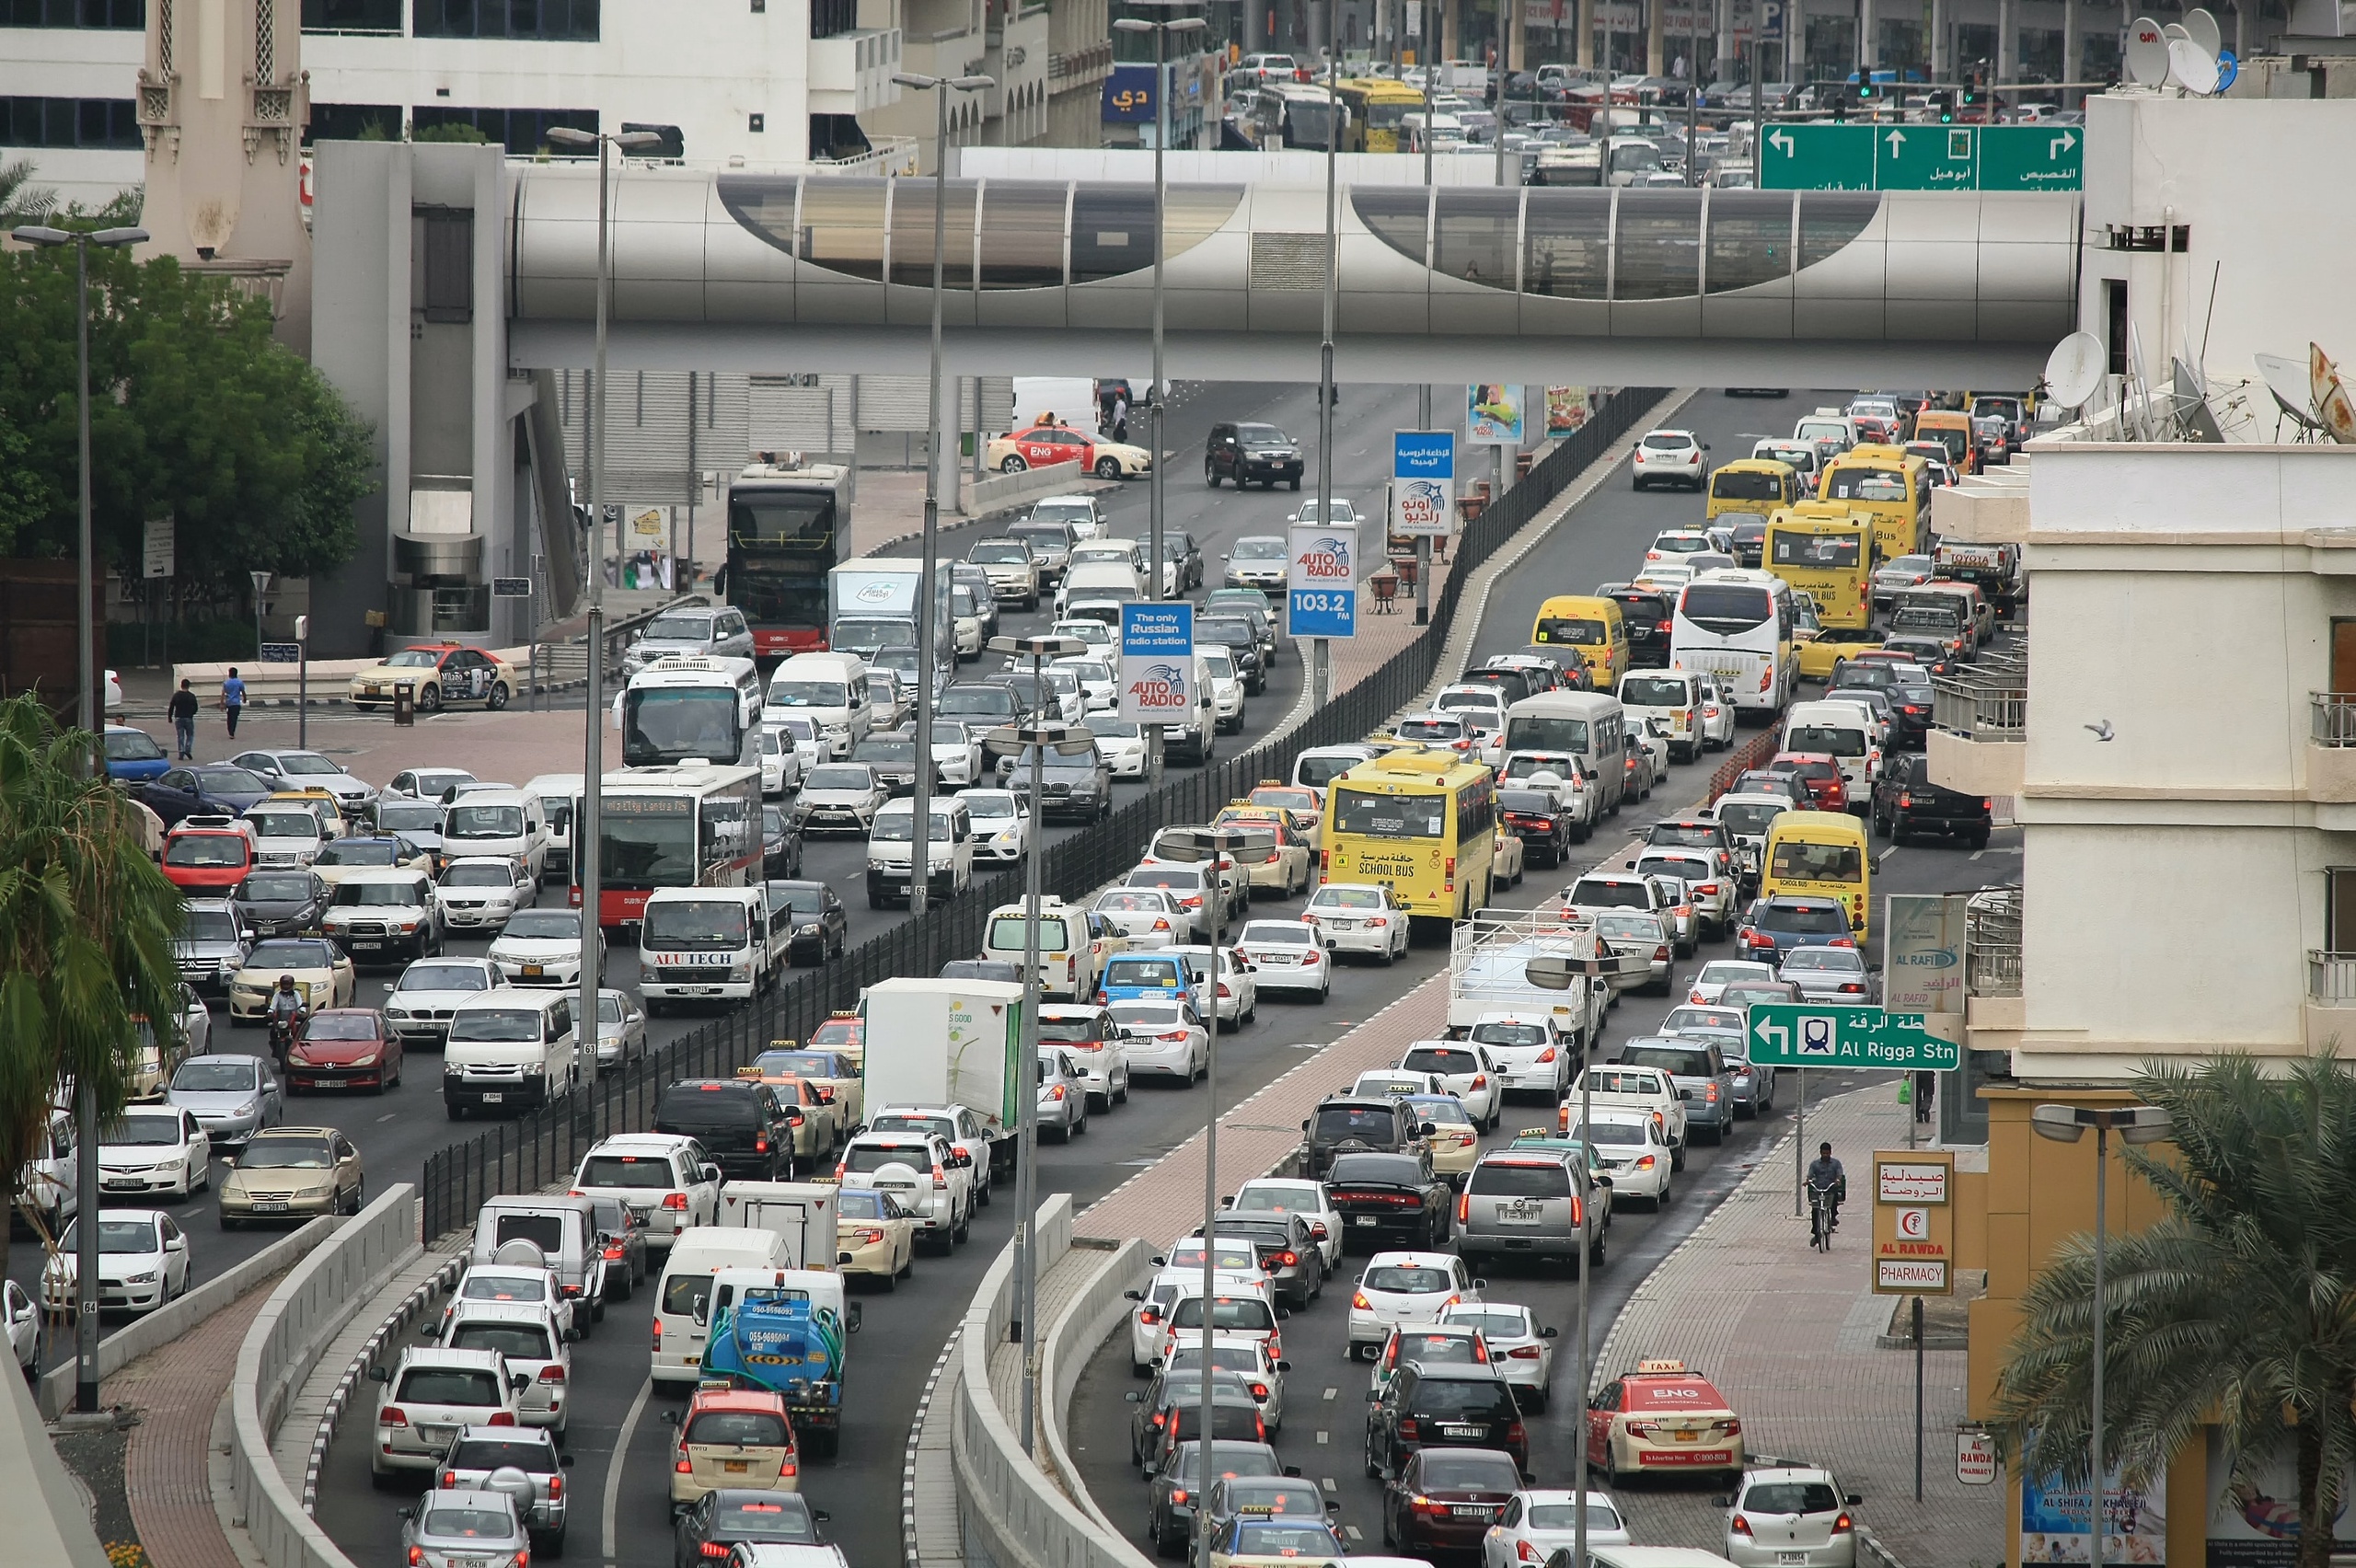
[1782,698,1880,809]
[1615,669,1706,764]
[1055,561,1147,620]
[1154,651,1218,767]
[439,789,551,882]
[522,773,581,883]
[764,652,872,758]
[637,885,786,1012]
[981,896,1124,999]
[864,797,976,909]
[1500,692,1629,816]
[1291,744,1379,790]
[650,1225,789,1385]
[444,987,579,1114]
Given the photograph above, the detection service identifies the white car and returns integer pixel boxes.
[1348,1067,1448,1101]
[864,1105,997,1201]
[44,1209,192,1315]
[961,789,1031,862]
[1635,847,1737,940]
[1227,1176,1344,1270]
[1093,887,1187,948]
[1126,1259,1259,1374]
[433,856,537,931]
[1089,717,1149,779]
[768,715,827,775]
[1163,1332,1288,1431]
[926,721,986,789]
[1199,650,1248,733]
[1233,919,1331,998]
[838,1130,970,1251]
[594,988,647,1072]
[1466,1012,1577,1101]
[6,1279,39,1375]
[229,748,380,815]
[1396,1041,1505,1129]
[1109,997,1208,1083]
[243,804,327,869]
[1632,428,1708,490]
[1055,655,1116,713]
[1441,1301,1558,1408]
[755,724,804,797]
[1037,1007,1131,1111]
[1687,958,1776,1005]
[1302,883,1411,963]
[795,763,891,836]
[485,906,603,987]
[1049,617,1113,655]
[1039,666,1090,726]
[1346,1251,1481,1360]
[1434,684,1510,753]
[1566,1113,1676,1207]
[385,767,477,802]
[97,1105,213,1201]
[1035,1046,1089,1140]
[1483,1490,1632,1568]
[734,1543,850,1568]
[1569,1063,1687,1160]
[384,955,501,1051]
[571,1134,722,1249]
[1722,1466,1861,1568]
[1695,676,1738,749]
[437,1260,580,1343]
[1167,944,1256,1030]
[1644,528,1715,566]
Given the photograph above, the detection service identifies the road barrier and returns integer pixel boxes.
[417,388,1665,1241]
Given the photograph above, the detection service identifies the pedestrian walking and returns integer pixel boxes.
[220,666,248,739]
[1913,1069,1936,1125]
[1112,391,1130,444]
[168,679,200,758]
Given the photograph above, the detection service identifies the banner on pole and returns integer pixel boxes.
[1119,603,1196,722]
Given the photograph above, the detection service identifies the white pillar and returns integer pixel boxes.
[1997,0,2016,89]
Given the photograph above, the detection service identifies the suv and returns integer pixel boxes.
[438,1298,577,1434]
[1737,894,1856,964]
[1873,753,1992,848]
[836,1130,970,1252]
[1599,586,1675,667]
[1364,1364,1527,1477]
[434,1424,573,1551]
[366,1345,526,1482]
[653,1079,802,1181]
[176,898,254,995]
[1205,421,1303,490]
[1456,1148,1603,1269]
[322,868,444,963]
[1613,1037,1739,1146]
[625,605,755,676]
[570,1134,722,1250]
[1299,1096,1427,1180]
[993,742,1112,824]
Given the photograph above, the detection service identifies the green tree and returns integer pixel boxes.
[1992,1055,2356,1568]
[0,693,183,1269]
[0,156,56,225]
[0,236,375,597]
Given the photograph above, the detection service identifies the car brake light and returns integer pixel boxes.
[539,1363,565,1382]
[439,1471,456,1488]
[410,1551,425,1567]
[1732,1516,1753,1537]
[662,1193,688,1211]
[1139,1309,1160,1325]
[489,1411,516,1426]
[1558,1103,1569,1133]
[1153,917,1171,931]
[1369,916,1388,928]
[700,1545,731,1559]
[1519,1541,1544,1561]
[603,1245,624,1261]
[1397,1418,1418,1440]
[1352,1292,1371,1310]
[1508,1344,1542,1359]
[755,1136,768,1153]
[933,1162,950,1186]
[780,1458,798,1478]
[1251,1381,1269,1399]
[546,1475,562,1500]
[1635,1155,1657,1170]
[675,1454,692,1473]
[1506,1419,1527,1447]
[1833,1513,1854,1533]
[1457,1191,1470,1225]
[1831,936,1855,948]
[1654,945,1669,962]
[652,1320,662,1350]
[1838,983,1865,993]
[1696,883,1718,895]
[1169,1490,1188,1506]
[1303,950,1320,964]
[382,1407,408,1427]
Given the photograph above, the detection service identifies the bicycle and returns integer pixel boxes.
[1807,1180,1841,1251]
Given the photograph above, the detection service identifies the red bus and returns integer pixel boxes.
[570,764,762,928]
[726,462,849,658]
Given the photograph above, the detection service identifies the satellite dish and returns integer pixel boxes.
[2162,21,2189,39]
[2256,352,2327,437]
[2217,49,2240,92]
[2043,331,2107,409]
[2125,17,2172,86]
[2313,342,2356,444]
[2168,35,2222,94]
[2183,6,2223,56]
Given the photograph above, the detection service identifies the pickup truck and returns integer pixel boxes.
[1445,909,1638,1043]
[1562,1063,1688,1169]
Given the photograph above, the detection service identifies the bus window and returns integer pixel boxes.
[1770,533,1863,569]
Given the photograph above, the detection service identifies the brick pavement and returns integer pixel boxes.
[109,1285,276,1568]
[1588,1086,2002,1568]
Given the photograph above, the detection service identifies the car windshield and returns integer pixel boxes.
[964,793,1018,823]
[1469,1159,1573,1196]
[194,767,270,793]
[318,841,399,866]
[375,804,443,832]
[1229,1186,1317,1216]
[1784,947,1864,972]
[1769,839,1864,880]
[304,1013,378,1041]
[1231,536,1287,560]
[180,908,243,942]
[769,680,848,709]
[1470,1020,1547,1048]
[441,863,514,889]
[871,811,955,843]
[772,886,831,915]
[1418,1449,1522,1486]
[1109,1002,1187,1031]
[642,899,749,950]
[1529,1502,1623,1530]
[449,1321,553,1360]
[446,805,525,839]
[1365,1265,1451,1294]
[171,1059,257,1093]
[503,911,580,940]
[842,1143,930,1175]
[248,814,315,839]
[420,1506,515,1539]
[1717,801,1785,836]
[804,766,872,791]
[239,1136,332,1169]
[106,730,167,761]
[1168,1240,1259,1272]
[641,615,716,642]
[713,1497,817,1539]
[397,963,492,994]
[970,542,1029,565]
[1746,1482,1842,1515]
[1401,1046,1479,1077]
[757,1051,840,1078]
[332,882,422,907]
[1621,1044,1713,1077]
[575,1155,674,1189]
[249,940,335,969]
[1168,1297,1276,1332]
[449,1437,556,1473]
[103,1113,184,1147]
[166,836,247,868]
[239,874,315,903]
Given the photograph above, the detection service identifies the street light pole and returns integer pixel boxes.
[894,71,994,918]
[1315,0,1340,710]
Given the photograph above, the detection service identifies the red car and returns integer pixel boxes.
[285,1007,402,1094]
[1768,752,1848,813]
[162,823,254,893]
[1380,1446,1526,1556]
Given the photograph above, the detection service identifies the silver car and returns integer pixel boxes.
[1439,1301,1558,1411]
[623,605,755,675]
[399,1488,531,1568]
[1659,1005,1773,1117]
[1454,1148,1603,1270]
[1633,849,1736,941]
[434,1425,573,1549]
[1588,910,1675,994]
[1036,1047,1089,1142]
[164,1054,283,1147]
[594,988,647,1072]
[1778,945,1877,1004]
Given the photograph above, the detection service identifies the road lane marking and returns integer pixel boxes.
[1315,1430,1328,1444]
[1322,1387,1336,1400]
[603,1376,653,1564]
[1345,1526,1364,1542]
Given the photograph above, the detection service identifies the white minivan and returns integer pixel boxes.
[439,789,551,882]
[649,1226,789,1385]
[763,652,873,757]
[1782,698,1880,811]
[444,987,579,1115]
[864,797,976,909]
[637,885,787,1012]
[1615,669,1706,764]
[522,773,581,884]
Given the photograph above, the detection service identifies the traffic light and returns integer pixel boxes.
[1932,89,1956,122]
[1830,88,1849,122]
[1855,76,1877,101]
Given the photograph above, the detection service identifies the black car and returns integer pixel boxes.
[1126,1365,1263,1467]
[1872,753,1992,847]
[1728,515,1769,567]
[1170,529,1205,592]
[652,1078,801,1181]
[1365,1366,1527,1479]
[1736,894,1857,963]
[1380,1447,1525,1556]
[994,742,1112,823]
[759,803,805,880]
[1146,1440,1289,1558]
[1195,1212,1326,1309]
[850,732,921,795]
[1877,634,1964,678]
[1206,421,1304,490]
[1300,1096,1428,1179]
[1499,788,1576,868]
[1828,665,1934,749]
[583,1193,651,1301]
[672,1491,832,1568]
[938,682,1027,727]
[232,869,331,938]
[767,880,847,963]
[137,764,275,826]
[1326,1149,1451,1251]
[1196,617,1265,694]
[1600,586,1675,667]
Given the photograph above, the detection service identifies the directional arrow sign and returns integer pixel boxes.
[1747,1004,1960,1068]
[1979,123,2084,191]
[1758,123,1875,190]
[1877,123,1976,190]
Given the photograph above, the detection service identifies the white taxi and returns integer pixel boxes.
[1301,883,1411,963]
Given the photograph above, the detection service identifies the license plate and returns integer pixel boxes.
[1452,1505,1493,1517]
[1672,1430,1699,1441]
[422,1424,456,1444]
[251,1200,289,1213]
[723,1460,750,1473]
[479,1092,503,1103]
[522,964,543,977]
[1778,1556,1809,1566]
[1354,1216,1379,1227]
[1442,1425,1482,1438]
[1500,1201,1544,1224]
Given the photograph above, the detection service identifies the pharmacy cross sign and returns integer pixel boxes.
[1747,1004,1959,1069]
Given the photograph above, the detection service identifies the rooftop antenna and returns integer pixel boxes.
[2125,17,2172,86]
[2255,352,2327,442]
[2127,323,2162,441]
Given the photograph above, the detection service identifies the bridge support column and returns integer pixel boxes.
[1578,0,1596,65]
[1648,0,1666,75]
[1997,0,2016,95]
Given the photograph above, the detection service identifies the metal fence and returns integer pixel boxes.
[1932,671,2028,742]
[1965,885,2023,1000]
[419,387,1663,1239]
[2313,693,2356,748]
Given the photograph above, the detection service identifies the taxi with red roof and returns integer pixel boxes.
[1583,1357,1744,1485]
[665,1384,800,1510]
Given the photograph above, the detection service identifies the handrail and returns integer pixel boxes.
[1967,885,2022,998]
[2308,950,2356,1006]
[2312,692,2356,748]
[1932,673,2026,741]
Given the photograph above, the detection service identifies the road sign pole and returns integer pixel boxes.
[1795,1067,1806,1217]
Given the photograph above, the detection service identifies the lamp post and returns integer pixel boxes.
[545,125,663,1075]
[1112,3,1205,789]
[893,71,994,917]
[1313,0,1341,709]
[2027,1102,2175,1568]
[13,218,147,1419]
[987,634,1086,1458]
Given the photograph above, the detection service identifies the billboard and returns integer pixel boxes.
[1287,523,1357,640]
[1391,431,1455,538]
[1467,385,1528,445]
[1119,602,1195,722]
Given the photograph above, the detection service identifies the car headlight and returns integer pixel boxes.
[295,1183,332,1200]
[796,923,820,936]
[387,1006,410,1020]
[641,963,660,984]
[235,1099,260,1120]
[351,1052,379,1066]
[124,1272,157,1285]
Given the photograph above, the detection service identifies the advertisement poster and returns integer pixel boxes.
[1118,602,1195,722]
[1886,893,1968,1016]
[1287,523,1358,640]
[1546,387,1594,435]
[2021,1461,2167,1564]
[2206,1430,2356,1566]
[1391,432,1455,539]
[1466,385,1527,446]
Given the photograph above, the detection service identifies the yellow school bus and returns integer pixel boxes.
[1336,78,1425,152]
[1530,594,1631,688]
[1763,506,1874,631]
[1703,458,1800,525]
[1815,446,1929,563]
[1761,810,1873,940]
[1321,750,1497,924]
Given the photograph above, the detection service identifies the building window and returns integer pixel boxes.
[2104,279,2128,378]
[306,102,402,142]
[810,0,854,38]
[2328,867,2356,958]
[414,0,600,40]
[1,0,143,27]
[746,113,764,133]
[410,105,596,154]
[0,96,140,148]
[419,208,473,325]
[622,120,684,156]
[301,0,400,30]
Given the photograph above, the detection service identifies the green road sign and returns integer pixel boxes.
[1748,1003,1961,1069]
[1760,123,1876,190]
[1876,124,1978,190]
[1979,123,2084,191]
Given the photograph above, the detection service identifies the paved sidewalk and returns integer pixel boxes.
[1588,1087,2002,1568]
[107,1286,278,1568]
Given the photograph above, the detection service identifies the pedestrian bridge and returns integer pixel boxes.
[502,166,2081,387]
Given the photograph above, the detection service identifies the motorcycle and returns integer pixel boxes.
[267,1008,306,1069]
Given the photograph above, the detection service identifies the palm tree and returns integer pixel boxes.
[0,694,185,1273]
[1992,1054,2356,1568]
[0,156,56,225]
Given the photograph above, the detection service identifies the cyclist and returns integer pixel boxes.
[1805,1142,1847,1244]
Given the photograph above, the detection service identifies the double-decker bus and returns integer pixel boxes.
[570,763,761,928]
[725,462,850,658]
[1320,749,1496,926]
[1762,508,1873,631]
[1669,568,1797,716]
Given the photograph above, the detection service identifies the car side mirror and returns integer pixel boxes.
[1218,1195,1234,1207]
[1150,1255,1167,1267]
[660,1409,680,1426]
[813,1510,832,1525]
[1418,1123,1438,1137]
[566,1326,585,1343]
[1276,1307,1292,1320]
[398,1507,415,1522]
[1845,1493,1864,1506]
[1473,1279,1489,1292]
[1126,1390,1144,1403]
[366,1366,391,1383]
[1124,1289,1146,1303]
[1541,1325,1559,1338]
[1299,1119,1311,1132]
[1597,1175,1613,1188]
[1276,1359,1292,1371]
[1712,1494,1733,1508]
[559,1454,575,1468]
[700,1164,722,1184]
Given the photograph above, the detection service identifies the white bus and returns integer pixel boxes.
[615,655,763,769]
[1669,569,1796,717]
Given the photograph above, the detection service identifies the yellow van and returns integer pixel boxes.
[1761,810,1873,940]
[1704,459,1799,525]
[1530,595,1630,689]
